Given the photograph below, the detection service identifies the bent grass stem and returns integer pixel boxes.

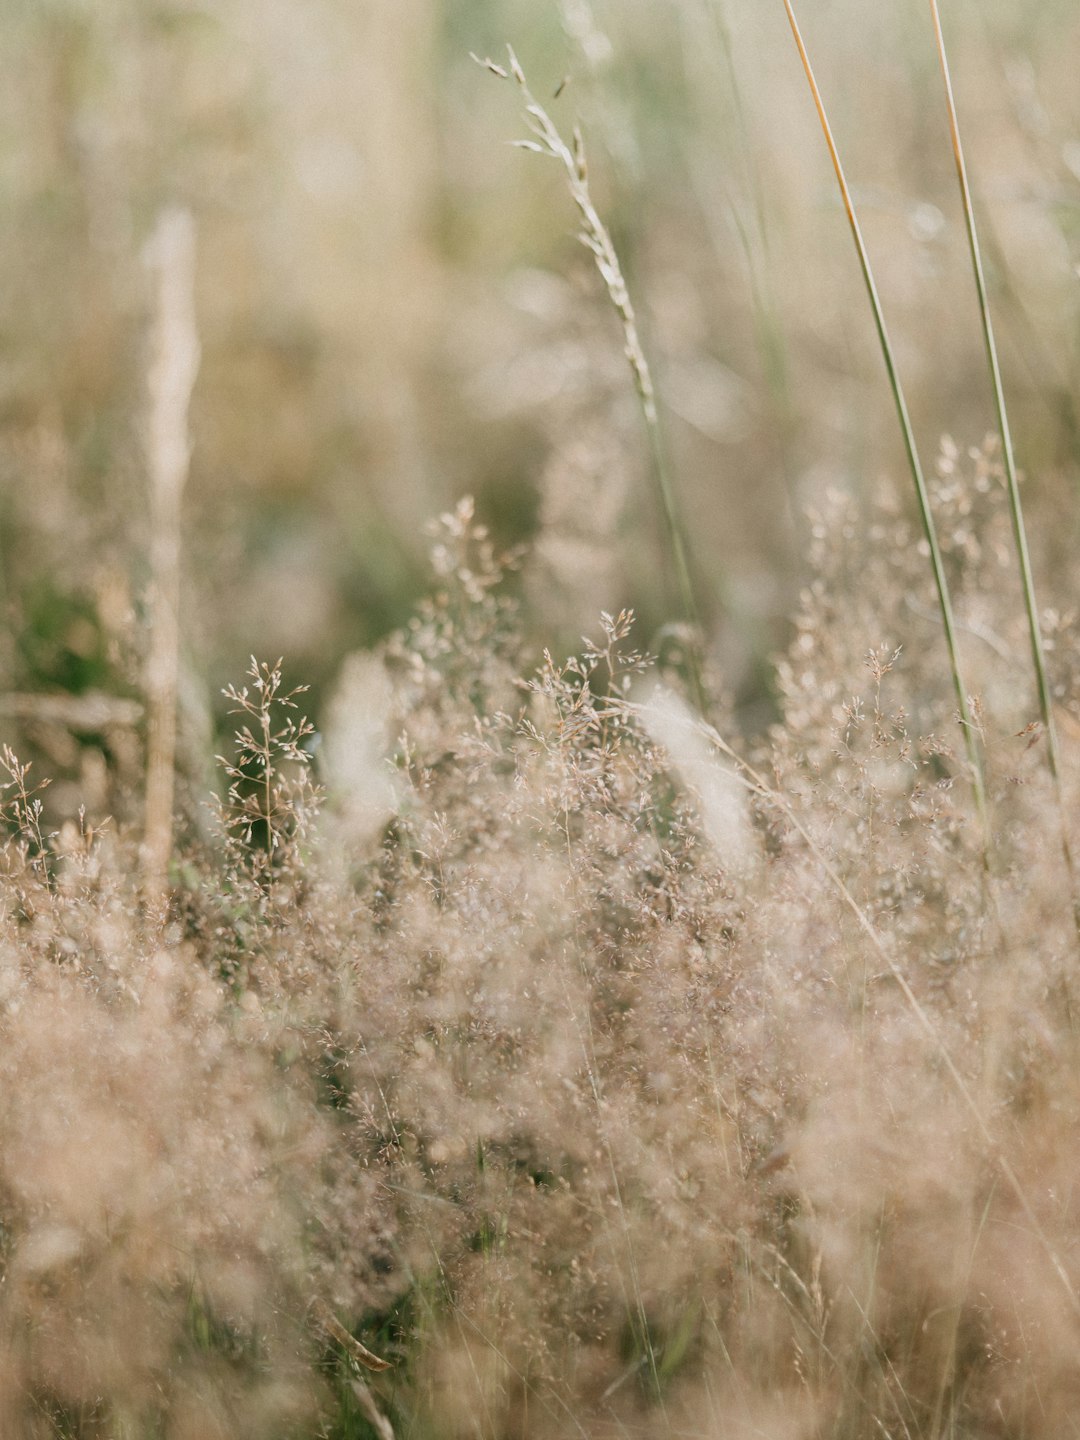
[479,47,708,714]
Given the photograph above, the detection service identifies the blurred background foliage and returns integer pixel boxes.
[1,0,1079,778]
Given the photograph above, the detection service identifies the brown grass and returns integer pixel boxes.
[3,7,1080,1440]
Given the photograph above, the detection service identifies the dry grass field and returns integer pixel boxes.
[3,2,1080,1436]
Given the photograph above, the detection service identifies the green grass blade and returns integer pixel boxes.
[780,0,987,830]
[927,0,1080,929]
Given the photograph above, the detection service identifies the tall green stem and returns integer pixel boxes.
[927,0,1080,932]
[780,0,987,832]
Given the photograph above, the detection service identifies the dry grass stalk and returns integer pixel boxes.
[477,47,707,712]
[141,206,199,898]
[309,1296,392,1373]
[349,1379,396,1440]
[0,691,143,730]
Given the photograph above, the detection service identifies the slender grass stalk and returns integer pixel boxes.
[701,0,793,420]
[684,2,799,537]
[142,206,200,900]
[779,0,987,832]
[927,0,1080,933]
[478,48,707,714]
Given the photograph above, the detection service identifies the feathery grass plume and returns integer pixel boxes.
[927,0,1080,936]
[635,691,1080,1324]
[0,819,330,1435]
[476,47,707,714]
[142,206,200,901]
[0,745,52,886]
[779,1,988,835]
[214,657,323,891]
[6,482,1080,1433]
[337,515,1080,1434]
[638,685,759,881]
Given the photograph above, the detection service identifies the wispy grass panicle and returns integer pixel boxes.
[476,47,707,713]
[215,657,322,886]
[927,0,1080,934]
[0,745,53,886]
[779,0,988,833]
[637,690,1080,1324]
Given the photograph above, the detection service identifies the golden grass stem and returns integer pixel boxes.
[927,0,1080,935]
[780,0,988,832]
